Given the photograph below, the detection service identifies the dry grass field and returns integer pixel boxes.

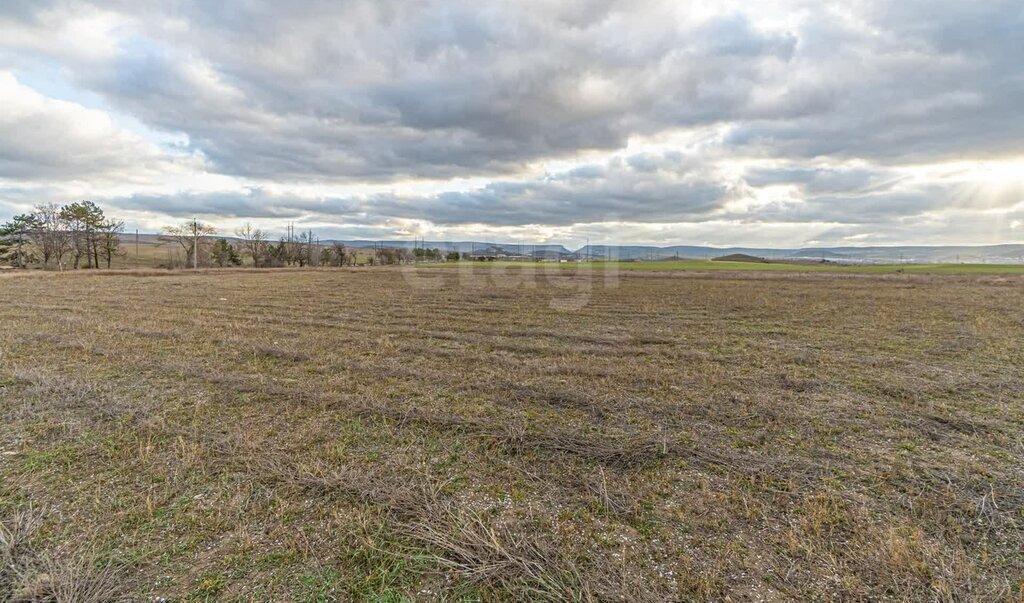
[1,267,1022,601]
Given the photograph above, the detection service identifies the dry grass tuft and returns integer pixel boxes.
[408,500,594,602]
[583,468,635,519]
[20,557,128,603]
[255,456,434,521]
[0,510,127,603]
[0,509,42,597]
[10,368,153,425]
[255,455,598,599]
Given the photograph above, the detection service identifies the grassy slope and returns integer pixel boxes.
[0,268,1022,600]
[428,259,1024,274]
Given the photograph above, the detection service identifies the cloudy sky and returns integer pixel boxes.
[1,0,1022,247]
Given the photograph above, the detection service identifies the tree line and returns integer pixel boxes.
[0,202,123,270]
[174,221,461,268]
[1,204,466,270]
[163,221,350,268]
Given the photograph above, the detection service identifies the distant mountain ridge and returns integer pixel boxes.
[327,240,572,255]
[327,240,1024,264]
[130,234,1024,264]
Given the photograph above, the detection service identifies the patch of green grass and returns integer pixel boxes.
[21,445,78,472]
[344,542,433,601]
[188,572,228,601]
[294,567,345,602]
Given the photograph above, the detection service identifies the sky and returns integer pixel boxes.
[1,0,1022,248]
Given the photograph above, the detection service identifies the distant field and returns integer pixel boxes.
[430,259,1024,274]
[1,268,1022,600]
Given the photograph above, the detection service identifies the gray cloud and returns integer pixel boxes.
[744,166,907,195]
[106,150,734,225]
[97,149,1019,234]
[0,0,1021,245]
[0,0,878,179]
[724,1,1024,162]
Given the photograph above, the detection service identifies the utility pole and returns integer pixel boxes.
[192,218,198,269]
[135,229,139,267]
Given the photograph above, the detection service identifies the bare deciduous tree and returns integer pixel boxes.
[32,203,71,270]
[235,223,268,267]
[99,219,124,268]
[160,220,217,268]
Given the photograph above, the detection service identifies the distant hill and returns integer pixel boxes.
[580,244,1024,264]
[712,253,769,263]
[325,240,573,257]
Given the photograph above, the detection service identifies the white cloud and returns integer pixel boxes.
[0,72,200,184]
[0,4,124,65]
